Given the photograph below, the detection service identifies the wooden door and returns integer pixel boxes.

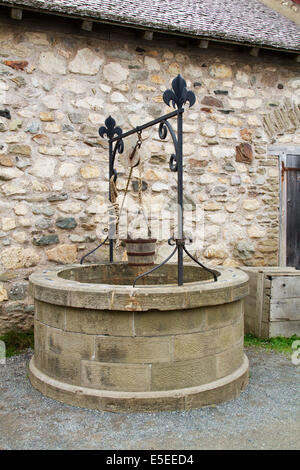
[285,154,300,269]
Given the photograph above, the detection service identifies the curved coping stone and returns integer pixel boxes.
[29,263,249,311]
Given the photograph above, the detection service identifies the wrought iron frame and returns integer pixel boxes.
[80,75,217,286]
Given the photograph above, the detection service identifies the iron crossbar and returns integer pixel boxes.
[109,109,181,143]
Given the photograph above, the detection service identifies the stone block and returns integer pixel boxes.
[81,360,151,391]
[218,318,244,349]
[103,63,129,84]
[2,217,16,231]
[206,300,243,330]
[35,301,65,329]
[69,48,103,75]
[0,247,39,269]
[80,165,100,179]
[46,244,77,264]
[47,327,94,360]
[0,155,13,167]
[236,143,253,164]
[41,349,81,385]
[0,283,8,302]
[134,308,206,336]
[243,199,260,211]
[48,193,68,202]
[96,336,172,363]
[174,329,218,361]
[34,319,48,369]
[30,284,68,306]
[174,317,243,361]
[201,96,223,108]
[35,218,52,230]
[32,234,59,246]
[39,51,67,75]
[209,64,232,78]
[151,355,217,391]
[55,217,77,229]
[8,283,27,300]
[185,365,248,409]
[9,144,31,156]
[216,340,244,379]
[58,202,81,214]
[235,241,255,260]
[32,205,55,217]
[65,308,134,336]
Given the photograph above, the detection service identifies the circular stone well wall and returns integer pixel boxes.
[29,263,249,412]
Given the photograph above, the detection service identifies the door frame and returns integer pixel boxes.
[268,145,300,267]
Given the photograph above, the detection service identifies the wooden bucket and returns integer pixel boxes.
[125,238,157,266]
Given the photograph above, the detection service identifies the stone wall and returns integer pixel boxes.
[0,20,299,331]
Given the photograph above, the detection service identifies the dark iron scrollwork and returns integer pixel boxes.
[111,139,124,181]
[163,75,196,109]
[80,235,108,265]
[159,120,178,172]
[99,115,122,140]
[168,236,176,246]
[99,116,124,181]
[82,76,218,287]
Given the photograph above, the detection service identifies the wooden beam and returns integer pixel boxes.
[143,31,153,41]
[81,20,93,31]
[10,7,23,20]
[249,47,260,57]
[197,39,209,49]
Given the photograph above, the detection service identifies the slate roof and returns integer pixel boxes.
[0,0,300,52]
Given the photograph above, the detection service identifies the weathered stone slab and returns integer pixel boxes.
[35,301,65,329]
[206,300,243,329]
[185,358,248,409]
[41,349,81,385]
[65,308,134,336]
[151,355,217,391]
[173,318,243,361]
[81,360,151,392]
[216,340,244,379]
[96,336,172,363]
[47,326,94,360]
[134,308,206,336]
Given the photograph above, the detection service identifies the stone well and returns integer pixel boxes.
[29,263,249,412]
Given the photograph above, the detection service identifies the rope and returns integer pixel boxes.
[114,166,134,247]
[137,151,151,237]
[138,158,143,206]
[108,130,153,246]
[120,166,133,216]
[109,175,120,241]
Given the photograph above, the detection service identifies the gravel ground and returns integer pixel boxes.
[0,348,299,450]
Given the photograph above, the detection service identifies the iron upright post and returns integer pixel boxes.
[108,140,114,263]
[177,108,184,286]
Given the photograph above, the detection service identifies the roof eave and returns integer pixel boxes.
[0,1,299,54]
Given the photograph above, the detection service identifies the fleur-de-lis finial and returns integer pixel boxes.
[99,116,122,140]
[163,75,196,109]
